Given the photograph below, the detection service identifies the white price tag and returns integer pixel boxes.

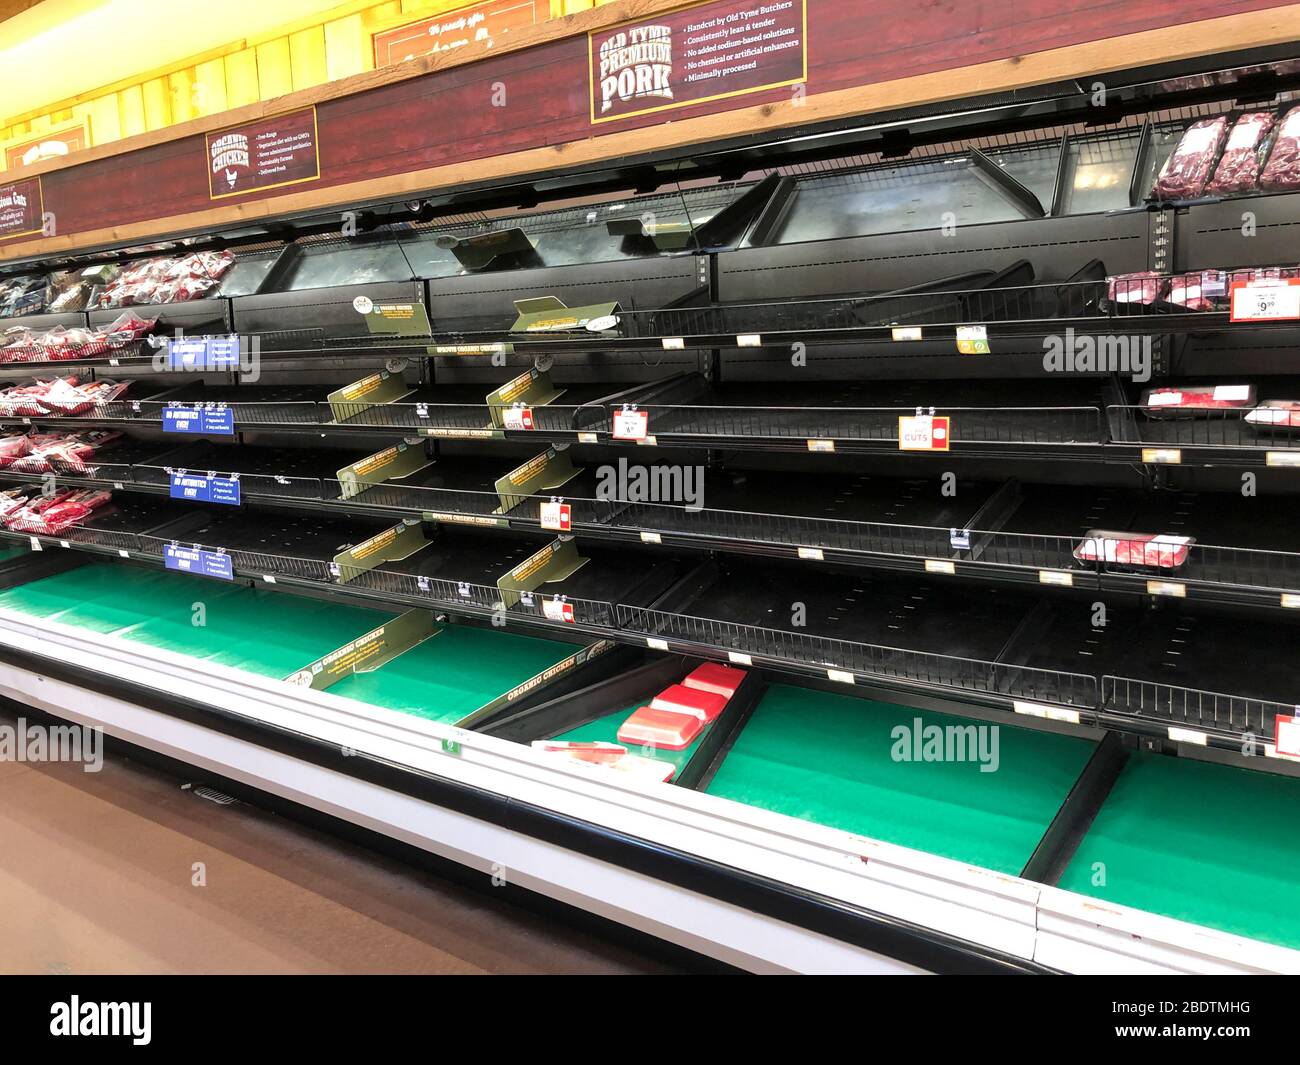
[891,327,922,341]
[806,439,836,453]
[29,536,41,551]
[542,598,575,624]
[956,325,990,354]
[1231,279,1300,322]
[797,547,824,561]
[640,531,662,544]
[899,415,951,451]
[612,409,649,441]
[661,337,685,350]
[727,651,753,666]
[502,406,535,431]
[1276,714,1300,758]
[539,501,571,532]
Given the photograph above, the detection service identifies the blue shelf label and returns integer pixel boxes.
[164,544,233,580]
[162,405,234,435]
[169,473,241,505]
[162,335,242,371]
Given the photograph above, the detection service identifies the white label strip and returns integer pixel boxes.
[891,327,922,341]
[736,334,762,347]
[1282,593,1300,609]
[1039,570,1074,587]
[827,669,856,685]
[925,559,955,575]
[661,337,685,350]
[578,432,598,444]
[1013,700,1081,724]
[806,439,835,453]
[797,547,824,561]
[1266,451,1300,468]
[640,532,662,544]
[727,651,753,666]
[1141,448,1182,465]
[647,638,669,651]
[1146,580,1186,598]
[1167,726,1208,746]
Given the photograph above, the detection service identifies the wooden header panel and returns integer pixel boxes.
[2,0,1296,260]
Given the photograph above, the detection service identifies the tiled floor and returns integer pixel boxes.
[0,707,681,975]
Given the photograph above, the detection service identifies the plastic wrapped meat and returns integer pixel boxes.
[1168,270,1229,311]
[1246,400,1300,430]
[1142,384,1256,417]
[617,706,703,751]
[4,488,112,535]
[9,430,121,474]
[0,376,81,416]
[1151,117,1228,200]
[0,434,32,467]
[1261,105,1300,191]
[0,489,27,521]
[1108,271,1170,306]
[96,251,234,307]
[36,377,128,415]
[1074,531,1193,569]
[1206,113,1275,195]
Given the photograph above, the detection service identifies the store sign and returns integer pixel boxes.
[374,0,542,67]
[540,501,572,532]
[502,405,535,431]
[162,335,242,370]
[162,405,235,435]
[206,107,320,200]
[0,176,43,240]
[170,473,241,505]
[612,408,649,440]
[589,0,807,124]
[898,415,951,451]
[1230,279,1300,322]
[4,124,87,170]
[164,544,234,580]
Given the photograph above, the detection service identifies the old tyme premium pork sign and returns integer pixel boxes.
[589,0,807,123]
[205,106,321,200]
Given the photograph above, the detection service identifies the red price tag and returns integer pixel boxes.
[1276,713,1300,757]
[898,414,951,451]
[503,406,535,430]
[612,408,649,440]
[540,501,571,532]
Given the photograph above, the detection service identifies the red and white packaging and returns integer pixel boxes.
[1151,116,1229,200]
[0,377,78,417]
[1261,105,1300,192]
[1168,270,1228,311]
[1245,400,1300,430]
[9,430,122,474]
[36,378,129,415]
[1074,530,1194,569]
[95,252,233,308]
[649,683,728,723]
[1107,271,1170,306]
[683,662,746,699]
[1206,112,1276,195]
[1142,384,1256,417]
[4,488,111,535]
[529,740,675,783]
[0,489,28,521]
[617,707,703,751]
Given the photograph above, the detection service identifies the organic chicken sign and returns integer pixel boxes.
[589,0,806,123]
[206,107,321,200]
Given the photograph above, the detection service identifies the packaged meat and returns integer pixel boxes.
[94,251,234,308]
[1142,384,1256,417]
[1074,531,1194,569]
[45,270,97,313]
[101,311,157,348]
[0,376,80,416]
[1261,105,1300,192]
[649,683,728,723]
[683,662,746,699]
[1151,116,1229,200]
[0,275,48,318]
[10,430,121,474]
[37,377,128,415]
[1206,112,1276,195]
[1245,400,1300,430]
[0,488,28,521]
[529,741,674,783]
[1107,271,1170,306]
[617,706,703,751]
[4,488,111,535]
[0,434,31,467]
[1168,270,1229,311]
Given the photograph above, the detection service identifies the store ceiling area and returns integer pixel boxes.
[0,0,346,120]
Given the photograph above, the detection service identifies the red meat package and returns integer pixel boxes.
[9,430,121,474]
[1151,117,1228,200]
[617,707,703,751]
[0,488,28,521]
[1245,400,1300,430]
[0,433,31,467]
[96,251,233,308]
[1261,105,1300,192]
[1168,270,1229,312]
[0,376,79,417]
[1074,531,1193,569]
[1108,271,1170,306]
[529,741,674,783]
[3,488,111,535]
[37,377,129,415]
[649,683,728,723]
[1142,384,1256,417]
[683,662,746,699]
[1206,112,1276,195]
[102,311,157,348]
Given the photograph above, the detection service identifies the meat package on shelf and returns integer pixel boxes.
[0,429,122,474]
[1245,400,1300,429]
[91,250,234,309]
[1206,112,1276,195]
[1261,104,1300,191]
[0,487,112,535]
[0,312,156,363]
[1106,266,1298,311]
[0,376,129,417]
[1141,384,1257,417]
[1151,116,1229,199]
[1073,531,1194,569]
[1149,103,1300,199]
